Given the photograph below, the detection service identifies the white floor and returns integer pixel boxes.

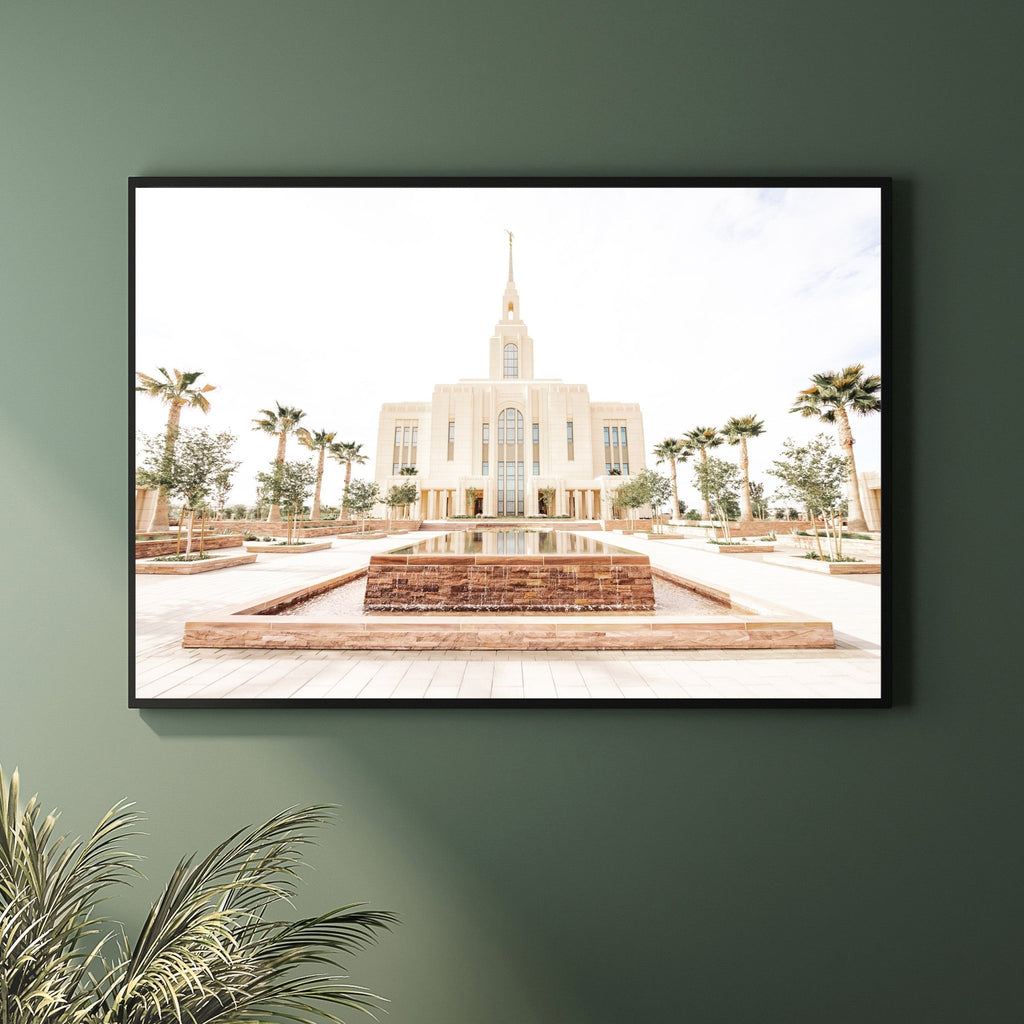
[134,531,882,701]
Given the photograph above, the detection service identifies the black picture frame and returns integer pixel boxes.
[130,176,891,708]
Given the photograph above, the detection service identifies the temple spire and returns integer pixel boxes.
[489,232,533,379]
[500,230,521,323]
[506,229,514,281]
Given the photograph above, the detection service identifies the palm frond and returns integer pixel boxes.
[1,780,394,1024]
[0,768,142,1024]
[110,806,394,1024]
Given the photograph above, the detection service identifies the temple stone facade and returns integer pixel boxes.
[374,238,646,519]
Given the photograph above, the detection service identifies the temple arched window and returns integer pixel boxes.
[503,343,519,378]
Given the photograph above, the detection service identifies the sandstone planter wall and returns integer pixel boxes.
[777,535,882,559]
[135,534,243,559]
[215,519,406,538]
[364,552,656,611]
[184,615,833,652]
[136,553,258,575]
[712,519,810,538]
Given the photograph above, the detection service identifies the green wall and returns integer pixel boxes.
[1,3,1019,1020]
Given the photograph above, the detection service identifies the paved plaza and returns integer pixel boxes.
[134,530,881,701]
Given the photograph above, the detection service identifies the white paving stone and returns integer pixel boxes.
[133,529,882,701]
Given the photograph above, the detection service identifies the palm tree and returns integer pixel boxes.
[253,403,305,521]
[0,767,396,1024]
[791,364,881,532]
[135,367,215,530]
[652,438,690,523]
[296,427,337,521]
[330,441,368,519]
[683,425,723,520]
[723,414,766,521]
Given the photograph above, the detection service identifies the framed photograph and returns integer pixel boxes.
[131,177,890,707]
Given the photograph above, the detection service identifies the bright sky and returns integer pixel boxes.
[134,183,883,510]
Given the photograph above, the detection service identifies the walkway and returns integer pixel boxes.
[134,532,881,701]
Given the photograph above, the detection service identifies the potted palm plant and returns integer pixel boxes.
[0,768,396,1023]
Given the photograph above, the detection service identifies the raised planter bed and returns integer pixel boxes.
[765,554,880,575]
[136,553,258,575]
[715,544,775,554]
[135,534,243,559]
[244,541,333,554]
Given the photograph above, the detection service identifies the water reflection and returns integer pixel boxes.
[390,529,626,556]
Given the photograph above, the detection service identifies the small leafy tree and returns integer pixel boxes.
[465,486,479,515]
[398,466,418,476]
[693,457,742,540]
[748,480,769,520]
[539,486,556,516]
[642,469,673,532]
[614,478,645,527]
[768,434,850,558]
[619,468,673,532]
[256,460,316,542]
[319,504,340,521]
[210,464,239,518]
[137,428,237,553]
[343,479,380,532]
[383,481,419,529]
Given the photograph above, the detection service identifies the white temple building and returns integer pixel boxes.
[374,236,646,520]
